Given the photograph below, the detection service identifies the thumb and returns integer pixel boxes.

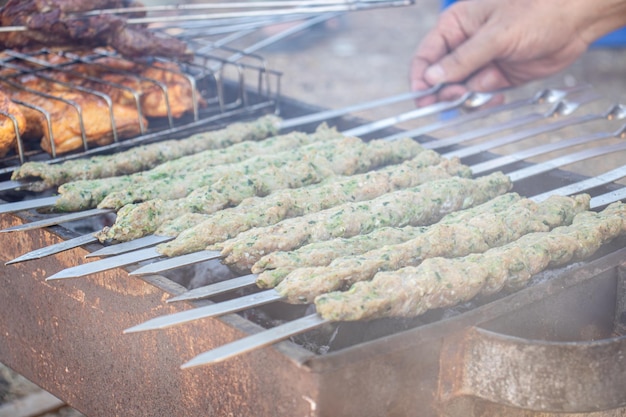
[424,30,501,85]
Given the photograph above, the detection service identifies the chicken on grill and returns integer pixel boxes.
[9,79,146,155]
[0,0,192,60]
[0,89,26,157]
[27,51,205,119]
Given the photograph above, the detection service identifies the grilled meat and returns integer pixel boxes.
[253,193,524,289]
[97,136,426,242]
[0,0,192,60]
[156,153,469,257]
[53,129,329,211]
[315,201,626,321]
[11,115,281,191]
[74,60,204,119]
[98,62,196,119]
[54,125,345,212]
[218,172,512,272]
[275,194,590,303]
[94,136,423,210]
[0,89,27,157]
[10,84,146,155]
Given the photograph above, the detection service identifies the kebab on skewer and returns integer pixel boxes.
[52,124,346,211]
[252,193,524,288]
[96,136,428,242]
[273,194,590,303]
[315,201,626,321]
[155,151,469,257]
[11,114,281,191]
[217,172,512,272]
[95,131,367,209]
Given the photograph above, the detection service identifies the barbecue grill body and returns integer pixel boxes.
[1,209,626,417]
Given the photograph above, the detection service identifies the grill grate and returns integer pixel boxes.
[0,45,281,173]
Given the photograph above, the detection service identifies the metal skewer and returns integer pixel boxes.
[439,93,603,159]
[0,180,25,192]
[470,121,626,175]
[85,235,173,258]
[166,274,258,303]
[128,250,221,276]
[0,209,114,233]
[45,247,167,281]
[85,1,410,16]
[4,234,98,266]
[0,1,414,32]
[181,313,327,368]
[123,289,283,333]
[0,196,59,214]
[381,85,591,141]
[590,187,626,208]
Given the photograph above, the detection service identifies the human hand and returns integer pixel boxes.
[410,0,626,106]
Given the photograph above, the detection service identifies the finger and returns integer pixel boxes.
[410,56,432,91]
[424,28,503,85]
[411,3,478,90]
[414,3,478,66]
[415,84,468,108]
[465,64,514,92]
[438,84,469,102]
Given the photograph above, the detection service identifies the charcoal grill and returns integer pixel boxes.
[0,82,626,417]
[2,3,626,416]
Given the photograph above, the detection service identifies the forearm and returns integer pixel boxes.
[577,0,626,43]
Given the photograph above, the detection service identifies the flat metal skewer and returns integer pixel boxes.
[129,250,223,277]
[45,247,166,281]
[181,313,327,369]
[590,187,626,208]
[166,274,258,303]
[123,289,283,333]
[86,235,173,258]
[342,92,493,138]
[5,234,98,266]
[0,208,113,233]
[0,180,25,193]
[86,1,407,15]
[441,95,603,160]
[509,141,626,185]
[470,126,625,175]
[0,196,59,214]
[423,90,601,151]
[533,163,626,203]
[381,85,591,142]
[0,1,414,32]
